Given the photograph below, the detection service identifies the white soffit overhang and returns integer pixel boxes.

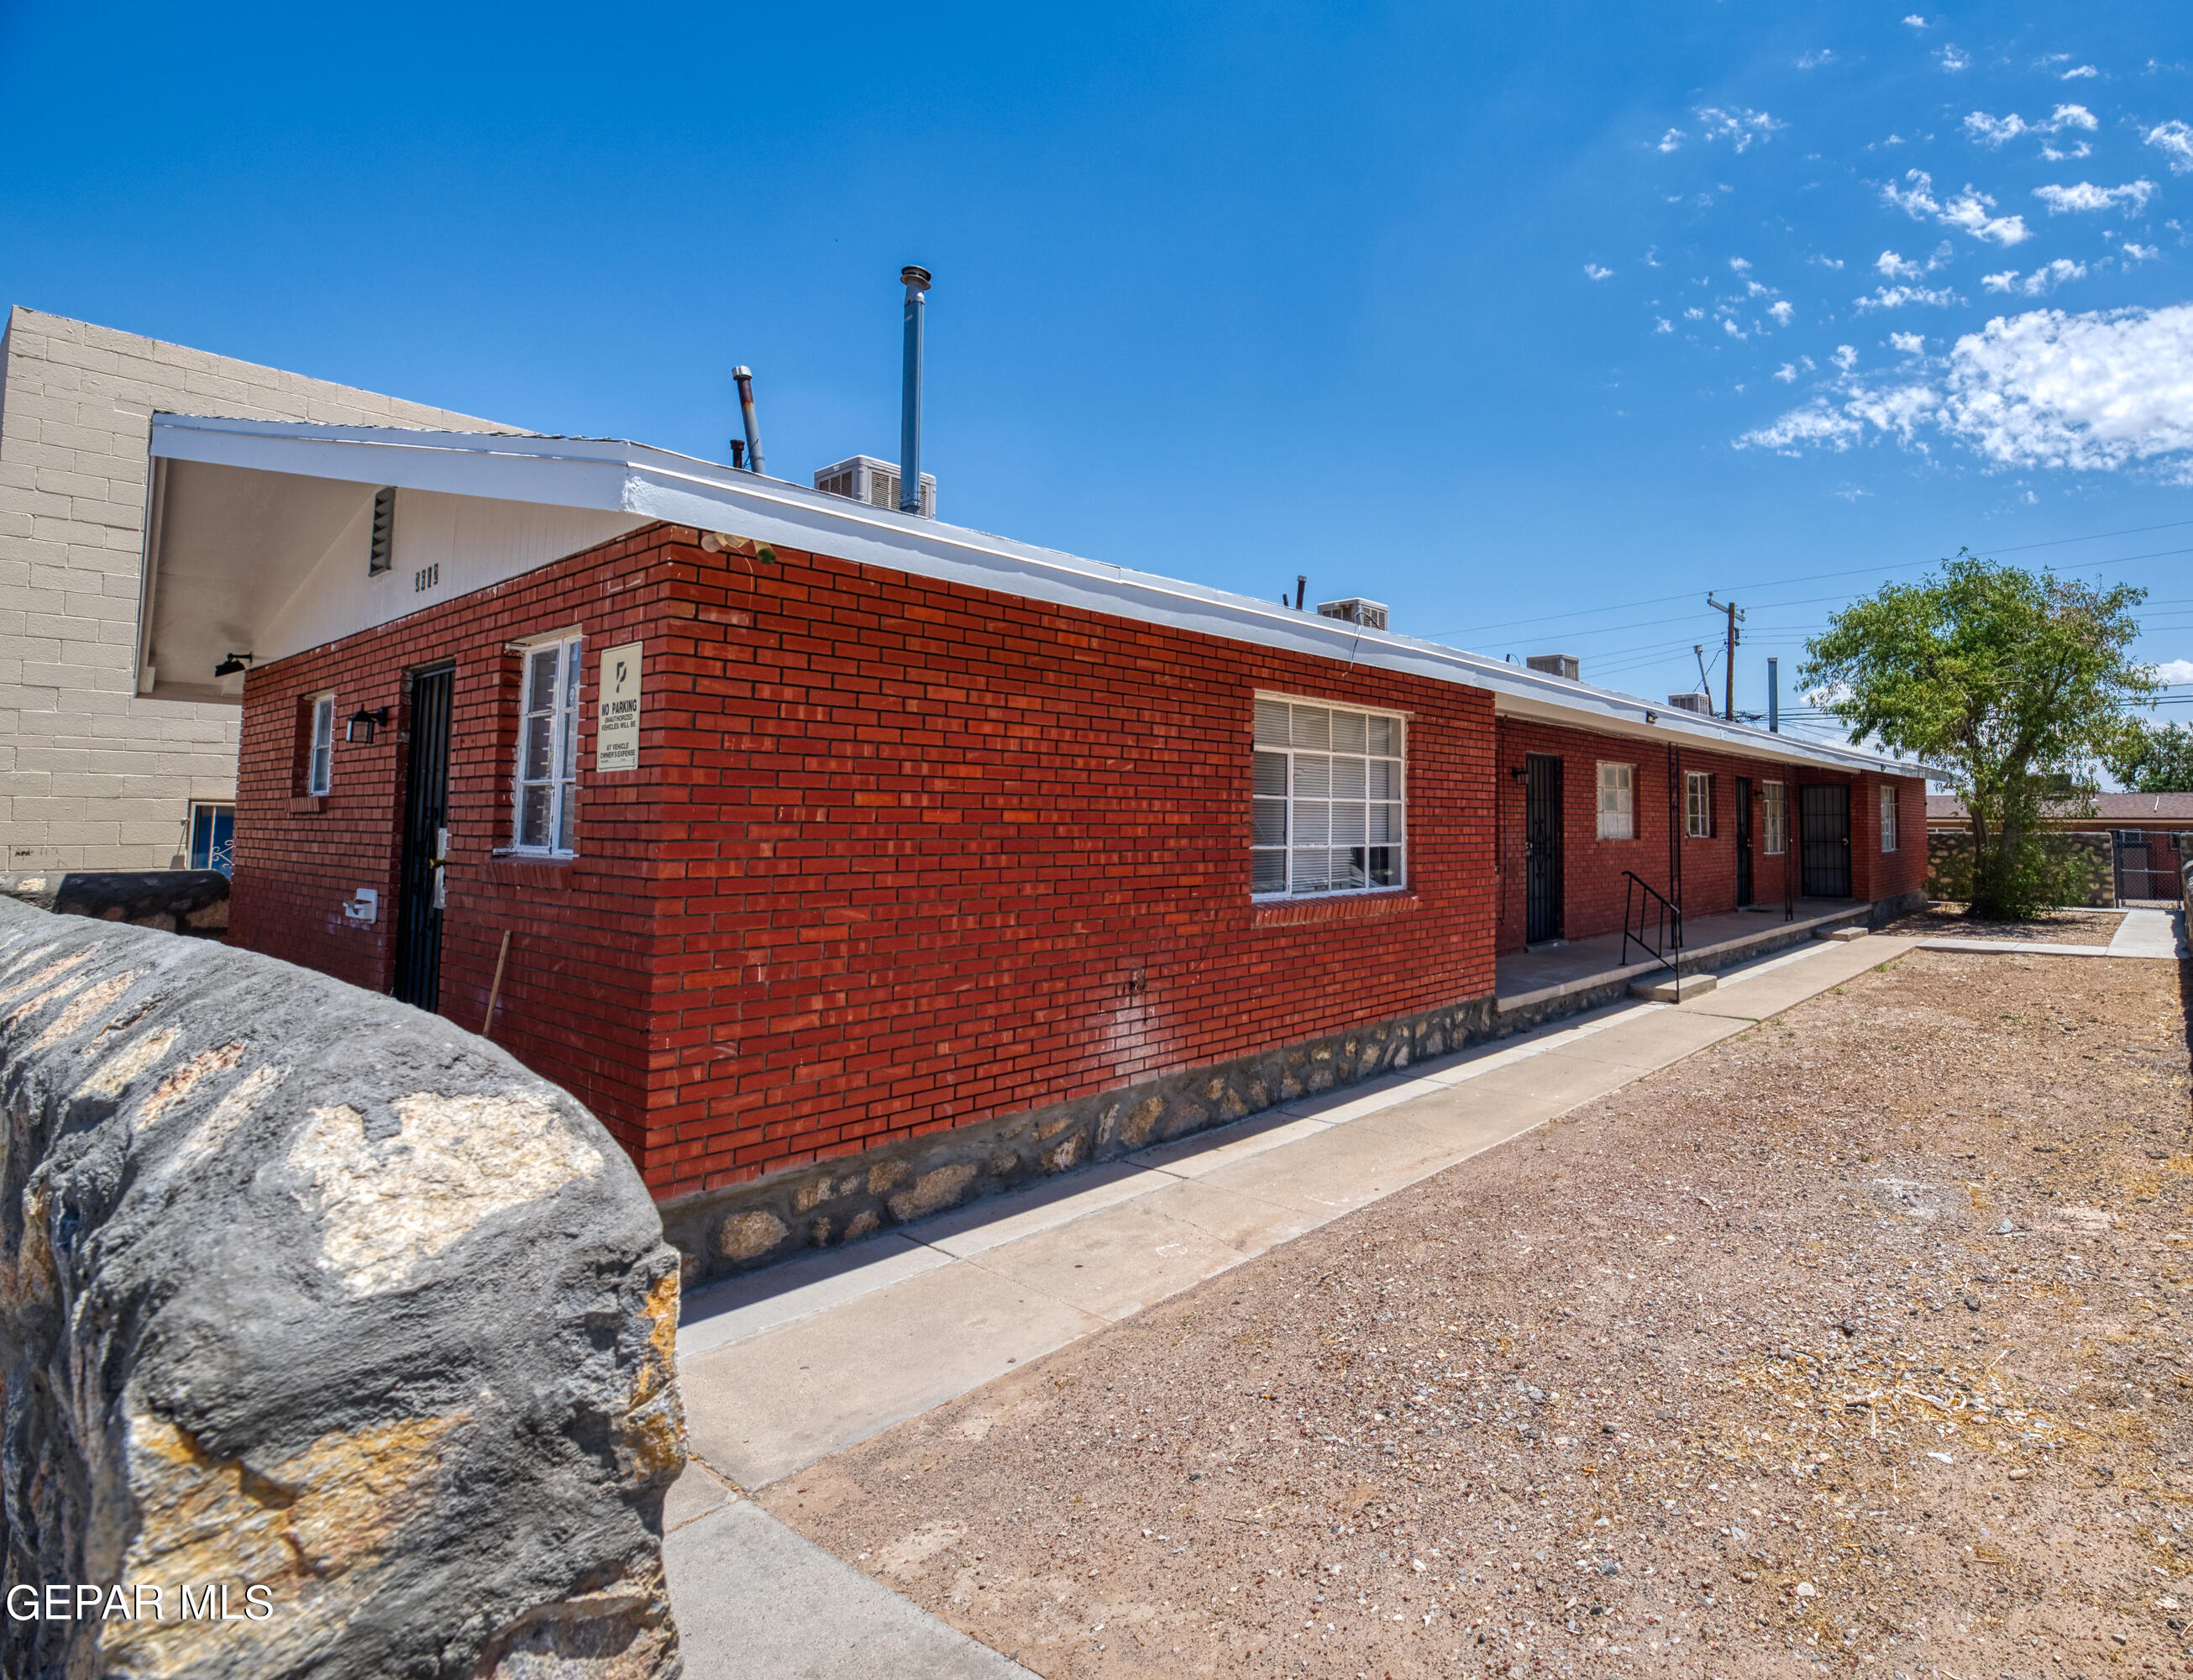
[144,414,1937,780]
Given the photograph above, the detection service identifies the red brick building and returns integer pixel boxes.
[139,416,1928,1277]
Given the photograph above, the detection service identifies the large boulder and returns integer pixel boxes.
[0,898,685,1678]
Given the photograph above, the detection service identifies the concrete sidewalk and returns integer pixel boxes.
[1912,905,2186,961]
[663,928,1931,1677]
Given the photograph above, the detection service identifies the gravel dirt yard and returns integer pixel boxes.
[1886,906,2127,946]
[767,951,2193,1679]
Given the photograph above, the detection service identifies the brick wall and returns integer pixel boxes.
[0,307,507,871]
[233,522,1500,1199]
[1492,716,1926,952]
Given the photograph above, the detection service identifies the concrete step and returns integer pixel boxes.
[1629,971,1718,1002]
[1817,927,1869,942]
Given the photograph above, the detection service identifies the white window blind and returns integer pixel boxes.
[1685,770,1712,839]
[1251,697,1405,897]
[514,635,583,853]
[1879,784,1897,853]
[307,695,334,796]
[1596,762,1634,840]
[1762,781,1786,855]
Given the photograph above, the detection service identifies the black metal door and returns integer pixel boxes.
[1798,783,1850,899]
[1524,753,1563,943]
[393,664,454,1011]
[1734,776,1753,906]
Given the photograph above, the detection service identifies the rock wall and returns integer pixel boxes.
[0,898,685,1679]
[1923,828,2114,907]
[0,871,230,937]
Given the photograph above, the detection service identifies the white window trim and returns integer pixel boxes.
[512,632,584,856]
[1879,784,1898,853]
[1595,761,1634,841]
[1250,693,1408,900]
[307,694,334,797]
[1684,769,1712,839]
[1761,780,1786,856]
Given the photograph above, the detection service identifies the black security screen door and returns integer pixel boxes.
[1799,783,1851,899]
[1524,753,1563,944]
[393,664,454,1011]
[1734,776,1753,906]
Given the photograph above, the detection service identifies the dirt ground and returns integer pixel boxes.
[767,951,2193,1679]
[1885,905,2127,946]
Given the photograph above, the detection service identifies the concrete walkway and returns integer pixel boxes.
[1913,905,2187,961]
[664,927,1942,1676]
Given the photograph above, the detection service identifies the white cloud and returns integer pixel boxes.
[1877,249,1923,277]
[2125,242,2162,261]
[1775,362,1799,382]
[1965,111,2027,147]
[2042,140,2093,162]
[1741,401,1866,452]
[1890,331,1926,354]
[1695,107,1786,153]
[1981,258,2088,297]
[1684,306,1705,320]
[1585,264,1614,280]
[1797,49,1837,69]
[2059,64,2097,80]
[1738,302,2193,475]
[1941,186,2031,244]
[1729,256,1753,273]
[1855,283,1960,310]
[1834,344,1859,370]
[2152,657,2193,685]
[1939,45,1970,71]
[1656,128,1685,154]
[1883,169,1940,218]
[2144,120,2193,174]
[1809,255,1846,270]
[2051,103,2100,131]
[1723,318,1744,339]
[1769,300,1795,326]
[1654,318,1674,333]
[1903,13,1927,26]
[2033,180,2158,214]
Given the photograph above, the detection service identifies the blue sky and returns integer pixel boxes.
[5,1,2191,744]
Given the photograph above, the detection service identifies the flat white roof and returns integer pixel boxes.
[143,413,1934,780]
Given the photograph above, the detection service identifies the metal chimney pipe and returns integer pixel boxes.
[1767,657,1780,733]
[732,366,763,476]
[899,266,931,515]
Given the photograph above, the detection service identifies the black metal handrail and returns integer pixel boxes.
[1620,870,1682,974]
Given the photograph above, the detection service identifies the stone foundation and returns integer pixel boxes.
[663,991,1499,1286]
[0,869,229,936]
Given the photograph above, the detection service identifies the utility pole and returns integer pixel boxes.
[1705,594,1744,721]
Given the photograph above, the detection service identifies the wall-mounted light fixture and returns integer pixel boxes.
[1644,709,1659,726]
[345,706,391,744]
[1508,765,1530,783]
[213,652,253,678]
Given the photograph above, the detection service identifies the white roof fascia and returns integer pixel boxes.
[146,414,1938,780]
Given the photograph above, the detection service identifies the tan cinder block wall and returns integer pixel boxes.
[0,306,512,870]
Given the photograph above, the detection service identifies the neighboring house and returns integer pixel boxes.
[138,415,1929,1276]
[0,307,507,872]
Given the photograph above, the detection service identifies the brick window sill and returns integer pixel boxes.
[483,855,576,888]
[1251,890,1420,929]
[289,795,328,815]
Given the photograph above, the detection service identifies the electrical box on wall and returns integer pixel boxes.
[344,888,378,925]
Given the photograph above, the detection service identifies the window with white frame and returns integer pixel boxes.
[1251,696,1405,897]
[307,695,334,796]
[1684,770,1713,838]
[1761,780,1786,855]
[514,633,583,853]
[1596,761,1634,840]
[1879,784,1898,853]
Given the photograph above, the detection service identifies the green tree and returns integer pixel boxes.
[1799,552,2153,918]
[2107,717,2193,792]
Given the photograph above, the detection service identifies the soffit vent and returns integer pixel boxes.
[1315,597,1389,632]
[368,486,396,575]
[814,455,936,519]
